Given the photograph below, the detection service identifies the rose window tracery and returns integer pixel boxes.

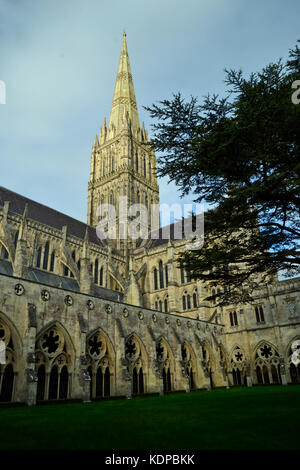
[40,328,64,358]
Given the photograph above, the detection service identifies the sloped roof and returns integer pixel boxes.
[0,186,105,246]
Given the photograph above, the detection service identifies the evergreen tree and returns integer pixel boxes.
[145,41,300,306]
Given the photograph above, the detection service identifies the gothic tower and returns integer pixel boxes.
[87,33,159,250]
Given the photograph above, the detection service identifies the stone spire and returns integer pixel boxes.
[108,32,140,133]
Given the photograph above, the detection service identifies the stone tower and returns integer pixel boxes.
[87,33,159,250]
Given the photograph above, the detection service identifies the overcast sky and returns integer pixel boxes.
[0,0,299,223]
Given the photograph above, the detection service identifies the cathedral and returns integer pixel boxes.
[0,33,299,405]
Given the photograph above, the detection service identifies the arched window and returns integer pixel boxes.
[159,261,164,289]
[50,251,55,272]
[59,366,69,399]
[153,268,158,290]
[43,242,49,270]
[143,157,146,177]
[180,267,185,284]
[49,365,59,399]
[187,294,191,310]
[0,364,14,402]
[186,270,191,283]
[94,259,99,284]
[164,297,168,313]
[36,365,45,401]
[229,311,234,326]
[104,367,110,396]
[136,151,139,171]
[193,292,197,308]
[159,300,163,312]
[96,367,103,397]
[149,161,151,182]
[100,267,103,286]
[259,306,265,322]
[255,305,265,323]
[165,265,168,287]
[233,311,238,326]
[36,248,42,268]
[182,296,186,310]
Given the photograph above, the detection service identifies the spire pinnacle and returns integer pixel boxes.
[108,33,140,132]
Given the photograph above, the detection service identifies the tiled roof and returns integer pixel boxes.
[0,186,105,246]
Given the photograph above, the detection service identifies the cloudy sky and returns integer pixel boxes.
[0,0,299,223]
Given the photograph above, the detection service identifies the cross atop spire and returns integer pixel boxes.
[108,33,140,132]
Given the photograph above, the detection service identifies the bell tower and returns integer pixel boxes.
[87,33,159,250]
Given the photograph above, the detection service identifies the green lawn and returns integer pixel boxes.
[0,385,299,450]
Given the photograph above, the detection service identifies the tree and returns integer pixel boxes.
[145,41,300,306]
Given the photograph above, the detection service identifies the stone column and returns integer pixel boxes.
[25,303,38,405]
[279,357,288,385]
[246,360,253,387]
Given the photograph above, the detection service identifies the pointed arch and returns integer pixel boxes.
[181,340,199,390]
[125,332,149,395]
[86,327,115,399]
[156,336,175,392]
[253,340,280,385]
[35,321,75,401]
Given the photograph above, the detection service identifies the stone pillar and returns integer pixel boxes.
[25,303,38,405]
[246,361,253,387]
[25,365,38,406]
[279,357,288,385]
[81,368,91,403]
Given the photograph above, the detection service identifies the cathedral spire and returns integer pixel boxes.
[108,32,140,132]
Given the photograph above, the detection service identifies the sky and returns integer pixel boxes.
[0,0,299,223]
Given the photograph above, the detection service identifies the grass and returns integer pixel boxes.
[0,385,299,450]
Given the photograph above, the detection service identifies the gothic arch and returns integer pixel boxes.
[156,336,175,392]
[35,321,75,401]
[86,327,115,399]
[125,332,149,394]
[201,339,216,388]
[253,340,281,385]
[181,341,199,390]
[229,344,247,386]
[219,343,229,372]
